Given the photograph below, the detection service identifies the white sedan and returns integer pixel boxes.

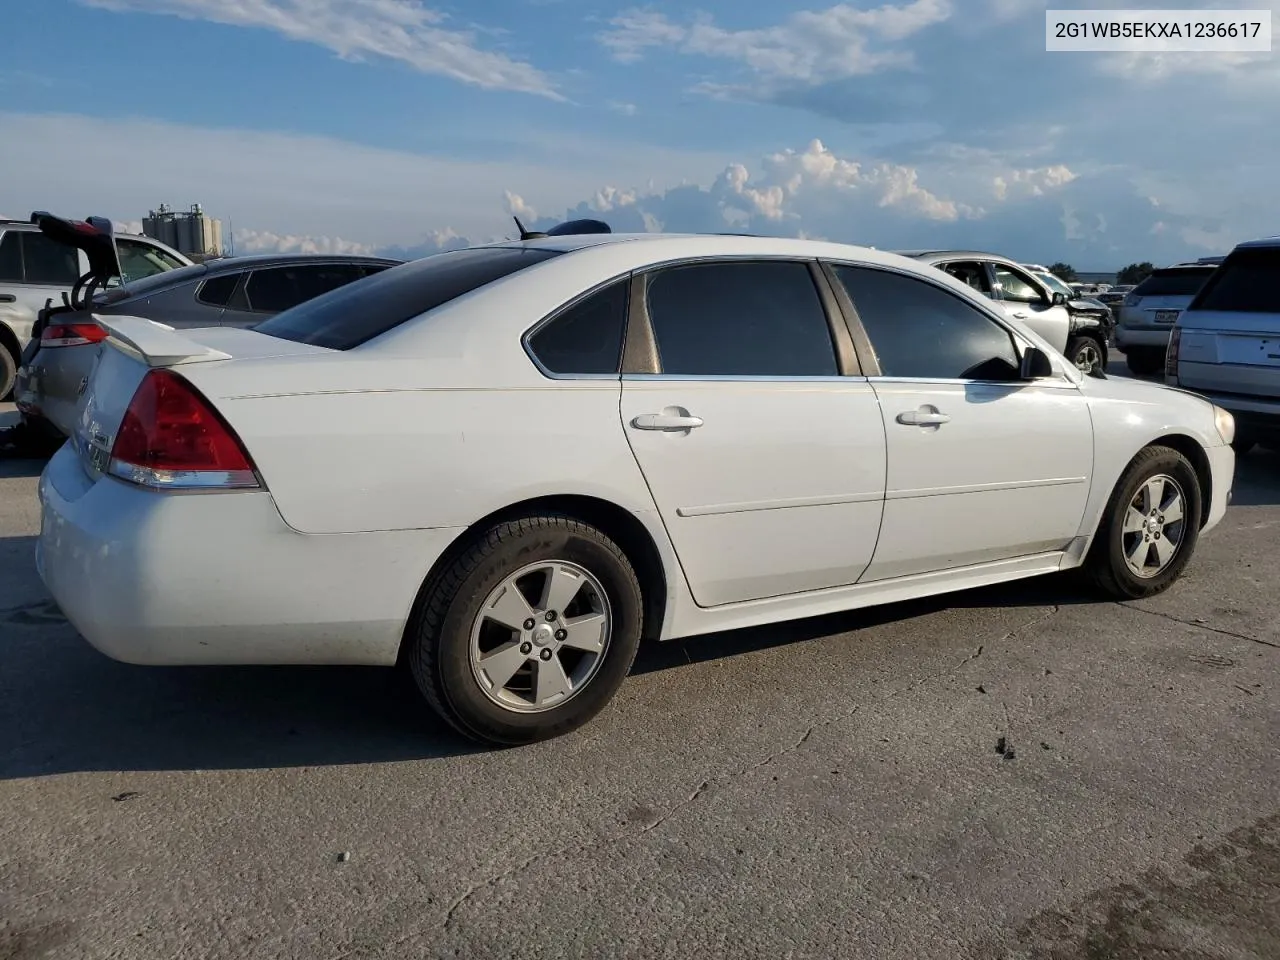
[36,232,1237,745]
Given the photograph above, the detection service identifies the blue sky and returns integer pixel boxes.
[2,0,1277,267]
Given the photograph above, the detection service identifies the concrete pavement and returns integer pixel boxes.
[1,399,1277,960]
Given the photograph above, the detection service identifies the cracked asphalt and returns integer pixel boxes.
[2,397,1278,960]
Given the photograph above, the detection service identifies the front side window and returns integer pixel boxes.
[528,278,629,375]
[939,261,993,297]
[255,247,562,350]
[20,233,80,285]
[1187,251,1278,312]
[831,264,1020,381]
[643,260,837,377]
[991,264,1045,304]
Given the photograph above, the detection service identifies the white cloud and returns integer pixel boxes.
[234,229,375,256]
[599,1,952,85]
[503,190,538,221]
[2,112,727,252]
[80,0,561,98]
[608,101,638,116]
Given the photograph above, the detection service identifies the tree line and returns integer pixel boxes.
[1047,262,1156,285]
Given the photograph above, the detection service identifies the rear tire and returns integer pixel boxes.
[0,344,16,402]
[1124,347,1164,377]
[406,515,643,746]
[1083,445,1203,600]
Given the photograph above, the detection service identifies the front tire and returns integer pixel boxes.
[1083,445,1203,600]
[406,515,644,746]
[1066,335,1107,377]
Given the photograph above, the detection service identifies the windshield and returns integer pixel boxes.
[255,246,563,350]
[1035,273,1073,297]
[92,262,209,303]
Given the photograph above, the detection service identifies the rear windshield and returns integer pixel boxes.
[1189,247,1280,313]
[1132,267,1215,297]
[255,247,563,350]
[95,262,209,303]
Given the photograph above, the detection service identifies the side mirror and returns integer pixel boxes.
[1051,291,1068,306]
[1020,346,1054,380]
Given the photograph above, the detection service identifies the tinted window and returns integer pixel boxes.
[256,247,562,350]
[832,264,1019,380]
[939,261,992,296]
[528,279,628,375]
[0,232,21,283]
[1133,268,1215,297]
[1189,248,1280,313]
[644,260,837,376]
[21,233,79,285]
[245,264,362,313]
[992,264,1043,303]
[196,272,241,306]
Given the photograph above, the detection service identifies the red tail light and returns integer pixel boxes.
[107,369,260,490]
[1165,326,1182,381]
[42,322,108,348]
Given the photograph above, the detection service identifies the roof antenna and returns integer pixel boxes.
[513,216,546,241]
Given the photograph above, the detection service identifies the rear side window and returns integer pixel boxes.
[1189,248,1280,313]
[0,232,21,282]
[196,272,241,306]
[1133,268,1215,297]
[644,260,837,376]
[256,247,562,350]
[19,233,80,285]
[527,279,629,375]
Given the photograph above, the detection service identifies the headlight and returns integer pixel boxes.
[1213,405,1235,445]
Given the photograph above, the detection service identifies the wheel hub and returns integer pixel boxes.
[531,623,556,648]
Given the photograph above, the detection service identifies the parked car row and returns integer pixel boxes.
[33,219,1239,745]
[1,212,401,448]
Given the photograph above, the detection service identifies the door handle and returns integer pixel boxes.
[896,409,950,426]
[631,413,704,431]
[1011,311,1028,319]
[0,294,14,303]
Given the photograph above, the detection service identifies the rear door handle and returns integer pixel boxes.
[897,410,950,426]
[631,413,704,431]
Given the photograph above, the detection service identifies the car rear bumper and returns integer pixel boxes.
[37,444,463,666]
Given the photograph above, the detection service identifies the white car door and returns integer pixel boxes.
[826,262,1094,582]
[619,258,887,607]
[989,261,1071,354]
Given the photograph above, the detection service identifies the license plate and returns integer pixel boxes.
[1155,310,1179,323]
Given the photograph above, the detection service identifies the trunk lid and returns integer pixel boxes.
[72,315,329,481]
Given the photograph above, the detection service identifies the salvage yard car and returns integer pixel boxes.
[0,214,189,399]
[1166,236,1280,455]
[37,231,1236,746]
[15,252,401,439]
[1116,261,1218,376]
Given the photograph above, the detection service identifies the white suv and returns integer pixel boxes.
[1166,237,1280,454]
[0,216,190,399]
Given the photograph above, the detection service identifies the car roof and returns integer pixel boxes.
[0,219,161,242]
[893,249,1019,264]
[201,253,404,271]
[477,231,913,266]
[1231,236,1280,251]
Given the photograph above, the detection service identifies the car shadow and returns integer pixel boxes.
[0,454,47,479]
[1230,445,1280,505]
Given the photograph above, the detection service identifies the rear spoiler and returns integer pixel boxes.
[95,315,231,367]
